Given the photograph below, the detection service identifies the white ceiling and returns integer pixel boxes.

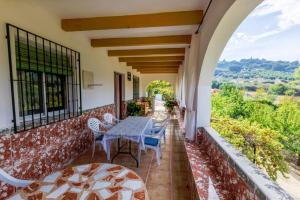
[28,0,208,18]
[26,0,209,49]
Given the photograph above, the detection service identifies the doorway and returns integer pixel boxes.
[114,72,124,119]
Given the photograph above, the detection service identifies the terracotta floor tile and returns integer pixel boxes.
[147,184,171,200]
[68,117,191,200]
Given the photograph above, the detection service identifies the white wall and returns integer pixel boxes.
[0,1,140,130]
[140,73,178,97]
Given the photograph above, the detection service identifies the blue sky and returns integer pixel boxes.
[220,0,300,62]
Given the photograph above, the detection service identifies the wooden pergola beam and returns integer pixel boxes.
[119,56,184,62]
[127,61,181,66]
[108,48,185,56]
[132,66,179,70]
[62,10,203,31]
[139,70,178,74]
[91,35,191,47]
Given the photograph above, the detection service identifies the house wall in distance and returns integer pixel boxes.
[0,1,140,131]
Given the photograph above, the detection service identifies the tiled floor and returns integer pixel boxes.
[69,118,191,200]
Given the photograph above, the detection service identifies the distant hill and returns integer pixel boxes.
[215,58,299,80]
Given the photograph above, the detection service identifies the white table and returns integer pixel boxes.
[105,116,152,167]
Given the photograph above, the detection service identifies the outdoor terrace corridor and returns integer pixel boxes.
[70,116,191,200]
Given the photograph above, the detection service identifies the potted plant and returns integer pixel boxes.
[164,98,177,113]
[127,101,142,116]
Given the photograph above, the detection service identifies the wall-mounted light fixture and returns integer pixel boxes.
[127,72,132,81]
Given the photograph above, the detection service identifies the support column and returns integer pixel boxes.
[197,85,211,127]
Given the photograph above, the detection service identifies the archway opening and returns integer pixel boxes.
[208,0,300,197]
[146,80,176,112]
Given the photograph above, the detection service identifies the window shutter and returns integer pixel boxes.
[15,40,73,75]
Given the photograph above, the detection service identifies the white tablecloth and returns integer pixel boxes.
[104,116,153,148]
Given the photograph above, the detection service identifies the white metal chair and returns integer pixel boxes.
[103,113,121,128]
[138,123,168,165]
[88,118,116,161]
[0,168,34,187]
[147,117,170,143]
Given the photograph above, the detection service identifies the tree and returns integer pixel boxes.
[268,84,288,95]
[272,98,300,166]
[212,84,248,119]
[229,65,242,72]
[146,80,174,100]
[284,88,296,96]
[211,116,288,180]
[212,84,300,179]
[212,80,222,89]
[294,67,300,80]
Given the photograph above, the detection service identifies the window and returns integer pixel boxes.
[133,75,140,99]
[6,24,82,132]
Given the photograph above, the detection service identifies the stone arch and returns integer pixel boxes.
[196,0,263,127]
[140,74,177,97]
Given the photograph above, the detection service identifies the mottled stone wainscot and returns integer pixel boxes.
[0,104,115,199]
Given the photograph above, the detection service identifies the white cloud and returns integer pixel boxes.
[252,0,300,31]
[226,0,300,44]
[220,0,300,61]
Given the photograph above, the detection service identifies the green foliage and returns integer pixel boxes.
[268,84,289,95]
[146,80,174,100]
[211,80,223,89]
[216,58,299,81]
[212,84,247,119]
[164,97,177,112]
[212,116,288,180]
[143,96,153,109]
[284,88,296,96]
[229,65,242,72]
[272,99,300,156]
[212,84,300,178]
[127,101,142,116]
[294,67,300,80]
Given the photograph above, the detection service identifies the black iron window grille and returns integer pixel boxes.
[6,24,82,133]
[133,75,140,99]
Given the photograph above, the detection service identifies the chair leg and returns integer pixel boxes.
[160,144,162,159]
[138,145,142,164]
[164,133,166,144]
[155,148,160,165]
[106,142,111,161]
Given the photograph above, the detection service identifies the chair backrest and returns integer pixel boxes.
[155,116,170,127]
[157,122,168,137]
[88,118,108,135]
[162,116,170,126]
[0,168,33,187]
[103,113,114,124]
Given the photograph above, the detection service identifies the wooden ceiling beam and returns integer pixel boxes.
[119,56,184,62]
[132,66,179,70]
[108,48,185,56]
[140,71,178,74]
[127,61,181,66]
[134,67,179,71]
[91,35,191,47]
[62,10,203,31]
[139,70,178,74]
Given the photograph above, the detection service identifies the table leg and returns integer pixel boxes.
[111,139,139,168]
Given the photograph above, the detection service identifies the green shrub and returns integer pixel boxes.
[164,98,177,112]
[127,101,142,116]
[212,116,288,180]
